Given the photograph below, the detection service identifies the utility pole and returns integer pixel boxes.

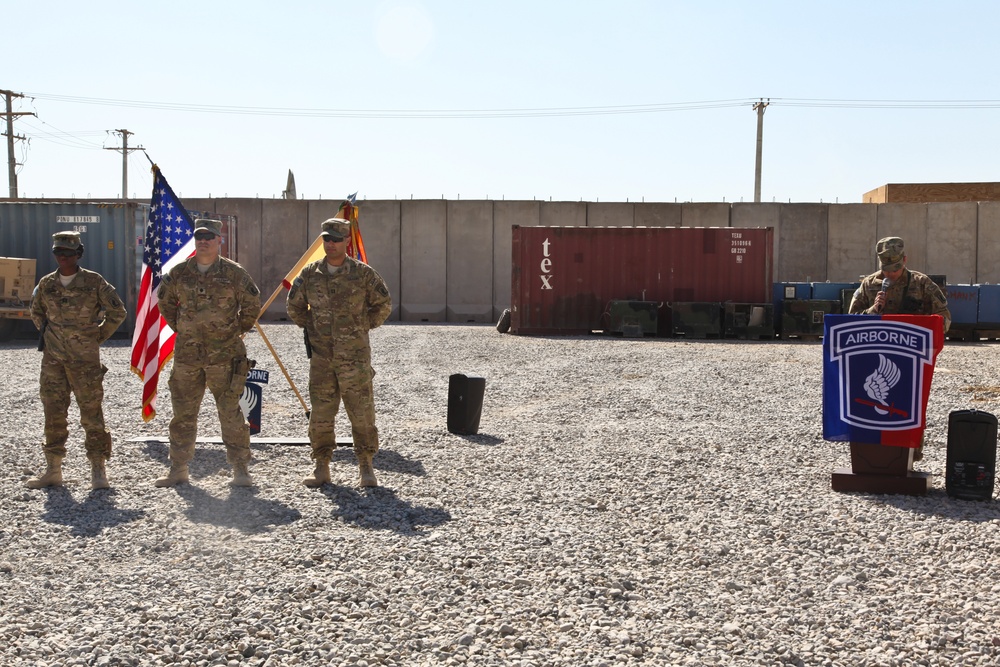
[105,129,143,203]
[753,98,769,203]
[1,89,36,199]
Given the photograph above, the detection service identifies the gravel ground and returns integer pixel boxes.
[2,323,1000,667]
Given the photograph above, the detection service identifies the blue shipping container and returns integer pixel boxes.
[977,284,1000,328]
[811,282,859,301]
[946,285,979,326]
[0,201,147,337]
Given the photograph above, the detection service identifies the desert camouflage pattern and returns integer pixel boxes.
[849,268,952,332]
[30,268,126,461]
[158,256,261,464]
[31,268,126,363]
[286,257,392,460]
[167,360,251,465]
[158,257,261,365]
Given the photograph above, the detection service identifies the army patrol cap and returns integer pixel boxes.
[52,231,82,251]
[321,218,350,241]
[193,219,223,236]
[876,236,905,272]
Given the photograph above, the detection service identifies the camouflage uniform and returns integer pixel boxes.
[30,235,126,463]
[158,252,261,469]
[847,236,950,463]
[286,226,392,466]
[848,238,951,332]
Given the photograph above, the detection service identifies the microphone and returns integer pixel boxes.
[876,278,890,313]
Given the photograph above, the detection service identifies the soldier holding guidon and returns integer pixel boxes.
[287,218,392,488]
[28,231,127,490]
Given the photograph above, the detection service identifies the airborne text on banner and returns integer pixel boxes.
[822,314,944,447]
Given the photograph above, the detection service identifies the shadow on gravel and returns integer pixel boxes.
[40,487,146,537]
[328,447,430,476]
[142,440,241,480]
[453,433,503,446]
[319,485,451,535]
[869,490,1000,522]
[174,484,302,534]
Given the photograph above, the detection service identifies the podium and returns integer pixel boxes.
[823,314,945,495]
[833,441,929,495]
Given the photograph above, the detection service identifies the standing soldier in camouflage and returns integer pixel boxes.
[28,231,127,490]
[849,236,951,331]
[849,236,951,462]
[154,219,261,488]
[287,218,392,487]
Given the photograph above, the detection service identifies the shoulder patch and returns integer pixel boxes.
[377,283,389,297]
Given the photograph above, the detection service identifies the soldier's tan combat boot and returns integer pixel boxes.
[27,454,64,489]
[231,461,253,487]
[90,459,110,490]
[358,453,378,488]
[303,459,331,488]
[154,463,189,487]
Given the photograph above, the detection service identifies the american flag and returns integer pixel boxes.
[129,166,196,421]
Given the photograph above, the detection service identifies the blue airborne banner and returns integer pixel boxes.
[823,314,944,447]
[240,369,270,436]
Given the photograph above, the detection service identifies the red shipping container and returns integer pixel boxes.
[511,226,774,335]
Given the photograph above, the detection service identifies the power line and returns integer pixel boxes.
[20,92,1000,119]
[1,88,36,198]
[20,119,106,150]
[772,98,1000,109]
[104,129,143,203]
[22,92,754,118]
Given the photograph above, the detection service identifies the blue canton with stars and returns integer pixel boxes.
[145,170,194,289]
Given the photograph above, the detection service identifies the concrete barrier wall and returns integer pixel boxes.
[176,198,995,323]
[978,202,1000,285]
[540,201,586,227]
[357,200,401,321]
[828,204,877,282]
[634,202,681,228]
[588,202,634,227]
[926,202,978,285]
[400,200,447,321]
[260,199,310,318]
[732,203,781,281]
[447,200,493,322]
[493,201,540,316]
[778,204,829,283]
[681,203,730,228]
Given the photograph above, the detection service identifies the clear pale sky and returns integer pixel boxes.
[6,1,1000,204]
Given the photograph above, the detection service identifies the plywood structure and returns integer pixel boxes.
[863,182,1000,203]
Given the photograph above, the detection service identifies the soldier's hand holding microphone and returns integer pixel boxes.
[873,278,890,314]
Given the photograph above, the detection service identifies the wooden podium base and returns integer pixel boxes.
[831,441,930,495]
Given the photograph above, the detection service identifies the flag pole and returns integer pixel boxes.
[259,285,285,316]
[254,322,310,416]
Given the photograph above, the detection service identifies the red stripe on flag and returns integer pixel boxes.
[130,166,195,422]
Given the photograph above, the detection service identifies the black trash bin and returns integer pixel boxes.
[448,374,485,435]
[946,409,998,501]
